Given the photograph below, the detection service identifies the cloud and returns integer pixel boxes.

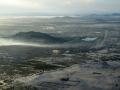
[0,0,46,11]
[64,0,95,5]
[0,0,119,15]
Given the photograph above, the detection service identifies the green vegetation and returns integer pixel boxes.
[22,60,60,70]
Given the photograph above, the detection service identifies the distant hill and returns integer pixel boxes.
[82,13,120,22]
[9,31,66,44]
[5,31,92,44]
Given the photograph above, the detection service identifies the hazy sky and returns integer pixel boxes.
[0,0,120,16]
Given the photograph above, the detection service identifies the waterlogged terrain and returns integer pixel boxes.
[0,16,120,90]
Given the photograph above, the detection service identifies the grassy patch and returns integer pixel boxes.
[21,60,60,71]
